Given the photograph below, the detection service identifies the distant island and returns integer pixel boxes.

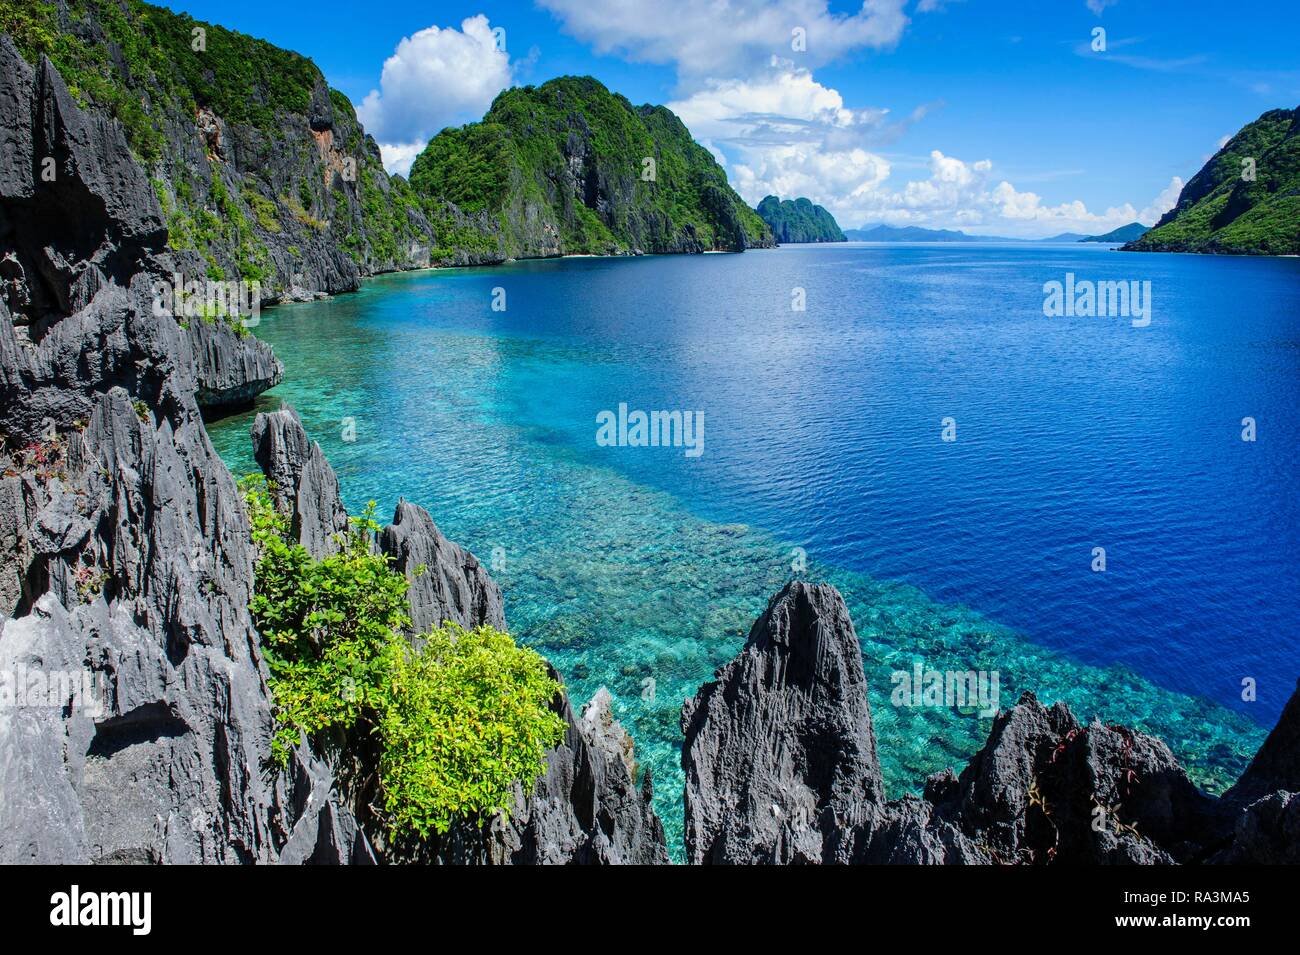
[1124,107,1299,255]
[1081,222,1148,243]
[843,224,1133,243]
[755,195,846,243]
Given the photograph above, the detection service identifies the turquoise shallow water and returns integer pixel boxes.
[208,244,1296,857]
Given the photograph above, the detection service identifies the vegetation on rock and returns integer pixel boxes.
[1125,107,1299,255]
[409,75,773,257]
[240,475,564,837]
[756,195,846,243]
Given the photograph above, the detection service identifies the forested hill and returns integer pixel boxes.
[408,76,773,257]
[0,2,768,304]
[1125,107,1299,255]
[756,195,846,243]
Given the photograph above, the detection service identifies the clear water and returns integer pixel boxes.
[208,243,1300,857]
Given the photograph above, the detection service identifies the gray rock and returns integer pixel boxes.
[250,407,349,558]
[185,318,283,411]
[1223,677,1300,806]
[247,408,667,864]
[681,580,1299,865]
[681,581,882,864]
[1212,791,1300,864]
[0,43,364,865]
[0,36,165,321]
[378,498,505,635]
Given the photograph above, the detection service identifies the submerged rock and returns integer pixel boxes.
[681,580,1300,865]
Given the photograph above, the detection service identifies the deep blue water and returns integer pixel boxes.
[210,242,1300,853]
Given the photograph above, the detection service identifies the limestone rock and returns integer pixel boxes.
[681,581,882,864]
[378,498,505,635]
[250,406,349,559]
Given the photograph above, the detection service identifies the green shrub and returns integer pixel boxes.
[378,623,565,838]
[239,475,565,837]
[242,477,408,761]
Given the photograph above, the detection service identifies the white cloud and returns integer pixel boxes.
[1086,0,1119,13]
[667,64,882,144]
[537,0,909,77]
[1138,176,1183,225]
[358,15,513,173]
[667,63,1144,238]
[375,142,428,179]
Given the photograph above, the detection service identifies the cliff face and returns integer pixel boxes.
[0,33,346,862]
[5,3,770,302]
[0,36,666,865]
[409,76,774,257]
[755,195,846,243]
[4,0,497,302]
[682,581,1300,865]
[1125,107,1300,255]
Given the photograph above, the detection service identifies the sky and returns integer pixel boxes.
[165,0,1299,238]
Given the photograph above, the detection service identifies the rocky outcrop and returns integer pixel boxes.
[0,39,360,864]
[250,407,349,559]
[186,319,283,411]
[250,406,668,864]
[682,581,1300,865]
[681,582,881,864]
[0,36,166,323]
[378,499,505,635]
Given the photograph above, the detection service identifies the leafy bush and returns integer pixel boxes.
[378,623,565,837]
[240,475,564,836]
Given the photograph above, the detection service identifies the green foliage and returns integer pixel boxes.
[239,476,565,837]
[1127,107,1300,255]
[242,185,282,234]
[378,623,566,837]
[756,195,846,243]
[407,75,773,256]
[242,477,409,762]
[409,123,511,214]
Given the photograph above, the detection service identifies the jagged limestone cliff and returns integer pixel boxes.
[408,76,773,257]
[2,1,768,304]
[682,581,1300,865]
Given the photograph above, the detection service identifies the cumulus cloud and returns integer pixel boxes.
[1138,176,1183,225]
[668,64,885,145]
[358,15,512,174]
[537,0,909,77]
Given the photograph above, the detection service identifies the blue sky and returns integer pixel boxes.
[166,0,1299,236]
